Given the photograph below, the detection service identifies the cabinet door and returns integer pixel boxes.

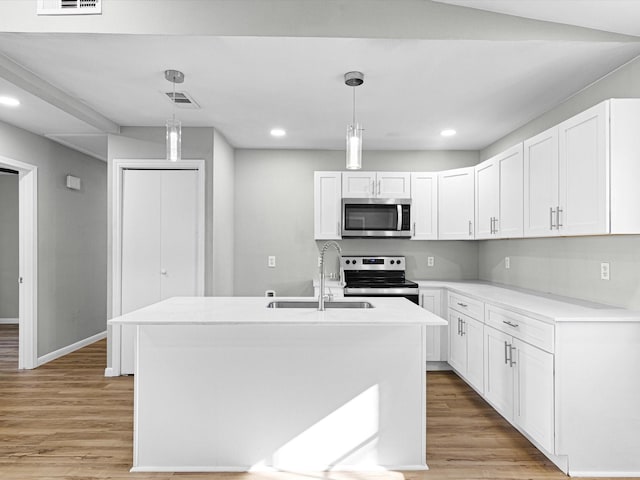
[497,144,524,238]
[484,326,514,421]
[314,171,342,240]
[421,289,444,361]
[514,338,555,454]
[411,172,438,240]
[524,127,559,237]
[558,101,609,235]
[438,167,475,240]
[465,316,484,394]
[448,311,466,375]
[475,158,499,239]
[378,172,411,198]
[342,171,376,198]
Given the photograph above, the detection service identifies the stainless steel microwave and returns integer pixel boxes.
[342,198,412,238]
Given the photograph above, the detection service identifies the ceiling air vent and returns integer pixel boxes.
[37,0,101,15]
[165,91,201,110]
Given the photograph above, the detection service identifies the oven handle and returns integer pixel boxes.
[344,287,419,295]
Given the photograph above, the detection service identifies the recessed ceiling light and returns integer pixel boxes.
[270,128,286,137]
[441,129,456,137]
[0,96,20,107]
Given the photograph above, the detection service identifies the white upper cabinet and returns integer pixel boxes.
[497,144,524,238]
[438,167,475,240]
[313,171,342,240]
[342,171,410,198]
[558,101,609,236]
[410,172,438,240]
[475,158,499,239]
[524,127,560,237]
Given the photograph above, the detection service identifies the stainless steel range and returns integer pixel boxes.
[341,255,419,304]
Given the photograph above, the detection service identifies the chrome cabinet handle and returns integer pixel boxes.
[378,180,381,197]
[460,319,466,336]
[557,206,563,229]
[457,318,461,335]
[468,220,473,236]
[504,341,509,365]
[502,320,519,328]
[457,302,468,308]
[550,207,556,230]
[510,345,517,367]
[489,217,494,234]
[337,221,341,235]
[413,222,416,236]
[493,217,498,234]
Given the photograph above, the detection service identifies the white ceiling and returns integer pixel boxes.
[0,1,639,161]
[434,0,640,37]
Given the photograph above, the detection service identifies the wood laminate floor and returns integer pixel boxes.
[0,325,619,480]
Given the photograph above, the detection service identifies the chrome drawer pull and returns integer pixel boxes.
[457,302,468,308]
[509,345,517,367]
[504,341,509,364]
[503,320,519,328]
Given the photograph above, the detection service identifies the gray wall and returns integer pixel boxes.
[234,149,480,296]
[0,174,18,318]
[479,55,640,309]
[0,120,107,356]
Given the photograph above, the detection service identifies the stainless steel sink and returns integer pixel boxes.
[266,300,374,309]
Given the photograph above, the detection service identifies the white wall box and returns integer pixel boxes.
[524,99,640,237]
[448,292,484,393]
[419,288,448,368]
[313,171,342,240]
[342,171,410,199]
[410,172,438,240]
[438,167,475,240]
[476,144,523,239]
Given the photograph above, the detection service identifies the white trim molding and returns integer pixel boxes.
[0,155,38,370]
[109,158,206,377]
[38,330,106,366]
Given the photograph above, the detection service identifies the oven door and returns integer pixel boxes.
[344,287,419,305]
[342,198,411,238]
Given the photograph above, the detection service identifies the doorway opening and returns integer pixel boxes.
[0,156,38,370]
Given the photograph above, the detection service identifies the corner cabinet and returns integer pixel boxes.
[438,167,475,240]
[476,144,523,239]
[410,172,438,240]
[313,171,342,240]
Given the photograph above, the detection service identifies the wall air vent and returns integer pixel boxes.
[164,91,201,109]
[37,0,101,15]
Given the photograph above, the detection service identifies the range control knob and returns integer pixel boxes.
[345,260,350,265]
[397,259,402,265]
[390,260,395,265]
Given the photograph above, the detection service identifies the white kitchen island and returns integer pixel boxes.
[108,296,446,473]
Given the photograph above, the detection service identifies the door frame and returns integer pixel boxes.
[0,155,38,370]
[108,159,205,376]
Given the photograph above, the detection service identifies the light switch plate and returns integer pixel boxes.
[427,256,434,267]
[505,257,510,269]
[601,262,610,280]
[268,256,276,268]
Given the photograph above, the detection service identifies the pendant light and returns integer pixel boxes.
[345,71,364,170]
[165,69,184,162]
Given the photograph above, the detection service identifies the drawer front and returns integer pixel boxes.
[485,304,554,353]
[448,291,484,321]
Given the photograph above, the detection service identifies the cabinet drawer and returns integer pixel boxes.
[485,305,554,353]
[448,291,484,321]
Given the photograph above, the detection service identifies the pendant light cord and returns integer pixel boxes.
[352,86,356,126]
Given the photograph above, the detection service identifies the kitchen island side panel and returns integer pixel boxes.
[133,323,427,472]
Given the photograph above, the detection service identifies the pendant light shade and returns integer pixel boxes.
[344,71,364,170]
[164,69,184,162]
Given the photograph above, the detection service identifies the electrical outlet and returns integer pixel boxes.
[268,256,276,268]
[600,262,610,280]
[427,256,434,267]
[505,257,510,269]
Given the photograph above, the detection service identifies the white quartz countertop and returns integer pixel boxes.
[108,296,447,326]
[416,280,640,323]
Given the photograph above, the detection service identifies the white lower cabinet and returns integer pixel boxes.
[420,289,446,363]
[484,326,514,420]
[448,297,484,394]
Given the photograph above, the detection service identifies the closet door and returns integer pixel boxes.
[120,168,199,374]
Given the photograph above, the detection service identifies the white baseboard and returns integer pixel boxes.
[0,317,19,324]
[426,361,452,371]
[37,330,106,366]
[569,472,640,478]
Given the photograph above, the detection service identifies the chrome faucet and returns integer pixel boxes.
[318,241,342,311]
